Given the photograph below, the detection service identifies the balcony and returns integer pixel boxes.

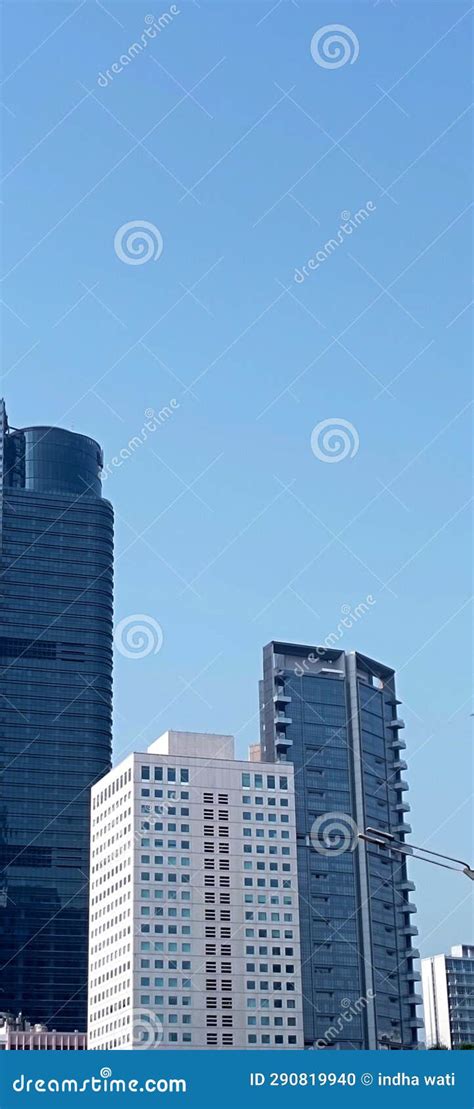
[403,924,419,937]
[394,821,412,834]
[405,946,420,960]
[394,779,409,791]
[409,993,423,1006]
[388,718,406,730]
[273,691,291,704]
[402,901,418,914]
[393,760,407,772]
[398,879,416,892]
[395,801,411,813]
[407,970,421,982]
[275,733,292,748]
[274,713,292,726]
[391,737,406,750]
[409,1017,424,1028]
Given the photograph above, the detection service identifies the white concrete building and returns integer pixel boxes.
[422,945,474,1048]
[88,731,303,1050]
[0,1013,86,1050]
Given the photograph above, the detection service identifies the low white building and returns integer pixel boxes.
[0,1013,86,1050]
[422,944,474,1048]
[88,731,303,1050]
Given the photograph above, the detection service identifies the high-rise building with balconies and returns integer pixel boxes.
[0,400,113,1030]
[259,642,422,1049]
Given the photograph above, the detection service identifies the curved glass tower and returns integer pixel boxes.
[0,401,113,1030]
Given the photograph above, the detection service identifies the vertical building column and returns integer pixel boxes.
[346,653,377,1048]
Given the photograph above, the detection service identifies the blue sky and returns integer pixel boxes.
[2,0,472,957]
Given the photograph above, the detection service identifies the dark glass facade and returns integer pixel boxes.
[0,401,113,1030]
[260,642,423,1049]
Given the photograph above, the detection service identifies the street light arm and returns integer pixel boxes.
[360,828,474,880]
[359,834,464,872]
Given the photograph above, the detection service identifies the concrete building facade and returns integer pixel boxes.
[0,1013,86,1050]
[422,945,474,1049]
[88,732,303,1050]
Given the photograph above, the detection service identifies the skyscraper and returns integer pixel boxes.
[0,400,113,1030]
[88,731,303,1049]
[422,945,474,1049]
[260,641,423,1049]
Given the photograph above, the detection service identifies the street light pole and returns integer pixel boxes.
[359,827,474,880]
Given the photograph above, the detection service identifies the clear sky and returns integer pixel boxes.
[2,0,472,959]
